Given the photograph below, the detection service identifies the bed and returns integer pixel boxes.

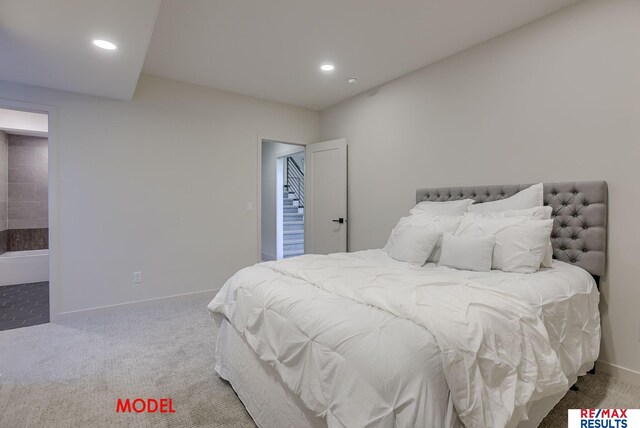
[208,181,607,428]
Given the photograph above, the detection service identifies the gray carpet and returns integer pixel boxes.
[0,294,638,428]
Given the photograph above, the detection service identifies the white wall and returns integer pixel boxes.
[0,74,318,314]
[0,131,7,232]
[320,0,640,378]
[261,140,300,260]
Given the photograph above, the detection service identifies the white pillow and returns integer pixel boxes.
[438,233,496,272]
[465,206,551,220]
[387,228,441,266]
[385,214,462,263]
[468,183,543,214]
[410,199,475,216]
[464,206,554,268]
[456,215,553,273]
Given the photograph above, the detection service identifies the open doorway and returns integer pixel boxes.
[260,139,305,261]
[0,106,50,331]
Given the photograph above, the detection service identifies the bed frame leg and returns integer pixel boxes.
[588,366,596,375]
[570,384,579,391]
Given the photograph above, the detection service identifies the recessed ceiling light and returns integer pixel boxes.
[347,77,359,84]
[93,39,118,50]
[320,63,335,72]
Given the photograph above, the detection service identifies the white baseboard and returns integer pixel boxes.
[54,288,220,321]
[597,360,640,386]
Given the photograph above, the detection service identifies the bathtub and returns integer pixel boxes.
[0,249,49,286]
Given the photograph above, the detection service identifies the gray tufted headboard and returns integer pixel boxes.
[416,181,608,277]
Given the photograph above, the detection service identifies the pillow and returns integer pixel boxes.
[456,215,553,273]
[464,206,554,268]
[387,228,441,266]
[385,214,462,263]
[464,206,553,267]
[468,183,543,214]
[438,233,496,272]
[410,199,475,216]
[465,206,551,220]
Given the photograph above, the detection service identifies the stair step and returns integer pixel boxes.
[284,214,304,221]
[283,251,304,259]
[284,222,304,231]
[284,243,304,252]
[283,232,304,241]
[283,239,304,245]
[284,207,299,213]
[283,199,293,206]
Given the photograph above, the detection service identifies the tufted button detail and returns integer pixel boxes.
[571,258,577,263]
[583,248,588,252]
[584,202,589,206]
[572,235,578,240]
[562,202,567,206]
[583,225,588,229]
[561,245,566,250]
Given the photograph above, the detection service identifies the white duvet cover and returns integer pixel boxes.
[208,250,600,428]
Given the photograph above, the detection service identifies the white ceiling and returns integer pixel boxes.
[142,0,583,110]
[0,0,583,109]
[0,0,161,100]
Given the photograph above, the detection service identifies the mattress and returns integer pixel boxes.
[216,317,592,428]
[209,249,599,428]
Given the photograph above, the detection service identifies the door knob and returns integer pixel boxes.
[332,218,344,224]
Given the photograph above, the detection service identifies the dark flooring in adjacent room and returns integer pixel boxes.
[0,282,49,331]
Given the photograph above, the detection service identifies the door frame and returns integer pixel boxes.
[256,135,306,263]
[0,97,59,321]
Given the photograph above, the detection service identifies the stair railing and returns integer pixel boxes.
[285,157,304,208]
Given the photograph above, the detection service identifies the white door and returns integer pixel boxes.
[305,139,347,254]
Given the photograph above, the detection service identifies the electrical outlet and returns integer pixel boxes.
[133,271,142,284]
[246,202,254,212]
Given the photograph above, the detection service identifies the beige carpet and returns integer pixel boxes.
[0,294,638,427]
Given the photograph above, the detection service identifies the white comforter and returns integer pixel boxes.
[208,250,600,428]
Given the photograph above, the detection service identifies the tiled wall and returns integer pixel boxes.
[6,228,48,251]
[0,135,48,254]
[8,135,48,229]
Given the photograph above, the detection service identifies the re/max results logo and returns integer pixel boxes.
[568,409,640,428]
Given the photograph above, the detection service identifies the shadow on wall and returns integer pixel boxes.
[0,132,48,254]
